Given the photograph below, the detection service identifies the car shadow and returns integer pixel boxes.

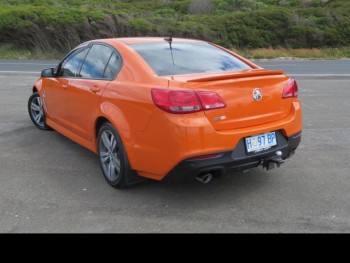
[27,127,275,210]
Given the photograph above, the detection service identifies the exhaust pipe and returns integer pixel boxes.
[195,173,213,184]
[262,150,285,170]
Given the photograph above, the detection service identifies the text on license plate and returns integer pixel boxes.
[245,132,277,153]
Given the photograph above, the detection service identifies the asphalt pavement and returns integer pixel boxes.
[0,60,350,232]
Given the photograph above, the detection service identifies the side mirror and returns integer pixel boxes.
[41,68,54,77]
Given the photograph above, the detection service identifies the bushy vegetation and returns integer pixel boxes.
[0,0,349,58]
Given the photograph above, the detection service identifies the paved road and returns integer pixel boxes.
[0,60,59,73]
[1,59,350,75]
[256,59,350,75]
[0,61,350,232]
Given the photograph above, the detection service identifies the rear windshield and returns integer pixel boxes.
[131,42,252,76]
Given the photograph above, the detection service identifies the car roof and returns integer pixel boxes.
[113,37,204,45]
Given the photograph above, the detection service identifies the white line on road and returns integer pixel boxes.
[0,71,39,74]
[303,128,350,131]
[0,71,350,77]
[0,62,55,65]
[291,74,350,77]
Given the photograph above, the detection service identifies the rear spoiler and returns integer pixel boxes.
[174,69,285,83]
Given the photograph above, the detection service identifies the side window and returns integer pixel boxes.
[59,47,89,77]
[80,44,113,79]
[103,52,122,79]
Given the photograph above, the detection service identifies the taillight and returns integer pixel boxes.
[282,78,298,98]
[151,89,226,114]
[151,89,202,114]
[196,91,226,110]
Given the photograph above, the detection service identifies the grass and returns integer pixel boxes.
[1,43,350,60]
[0,43,64,60]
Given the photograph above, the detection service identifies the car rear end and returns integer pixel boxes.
[163,71,301,181]
[127,39,302,181]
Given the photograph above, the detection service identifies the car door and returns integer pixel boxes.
[67,44,122,141]
[42,46,90,130]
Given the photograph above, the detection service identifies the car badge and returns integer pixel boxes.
[213,116,227,122]
[253,88,263,101]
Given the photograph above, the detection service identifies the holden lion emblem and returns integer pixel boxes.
[252,88,263,101]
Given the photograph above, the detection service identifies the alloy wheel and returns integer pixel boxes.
[99,130,121,182]
[30,96,45,127]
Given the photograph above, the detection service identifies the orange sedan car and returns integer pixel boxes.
[28,37,302,187]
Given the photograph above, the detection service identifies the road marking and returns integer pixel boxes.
[0,62,55,65]
[291,74,350,77]
[0,71,349,77]
[0,71,39,74]
[303,128,350,131]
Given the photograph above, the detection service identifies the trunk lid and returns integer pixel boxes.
[169,69,292,131]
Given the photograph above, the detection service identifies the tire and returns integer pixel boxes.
[98,122,133,188]
[28,92,51,130]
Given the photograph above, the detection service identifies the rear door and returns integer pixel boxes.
[67,44,122,141]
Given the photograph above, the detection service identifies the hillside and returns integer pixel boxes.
[0,0,350,58]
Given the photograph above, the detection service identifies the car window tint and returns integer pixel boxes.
[80,44,113,79]
[131,42,251,76]
[60,47,89,77]
[103,52,122,79]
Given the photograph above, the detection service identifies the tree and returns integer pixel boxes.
[188,0,215,15]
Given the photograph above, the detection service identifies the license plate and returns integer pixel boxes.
[245,132,277,153]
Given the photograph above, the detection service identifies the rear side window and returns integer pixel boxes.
[104,52,122,79]
[80,44,114,79]
[59,47,89,77]
[131,42,251,76]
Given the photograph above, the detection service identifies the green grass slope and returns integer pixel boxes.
[0,0,349,58]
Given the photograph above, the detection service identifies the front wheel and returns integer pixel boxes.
[28,92,51,130]
[98,122,134,188]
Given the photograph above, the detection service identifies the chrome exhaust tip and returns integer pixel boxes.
[195,173,213,184]
[276,150,282,158]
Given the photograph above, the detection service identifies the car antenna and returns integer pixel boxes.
[164,35,175,66]
[164,36,172,42]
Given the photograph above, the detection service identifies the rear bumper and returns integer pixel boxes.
[126,100,302,180]
[163,130,301,182]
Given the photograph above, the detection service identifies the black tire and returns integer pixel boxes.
[98,122,134,188]
[28,92,51,130]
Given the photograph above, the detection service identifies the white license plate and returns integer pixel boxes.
[245,132,277,153]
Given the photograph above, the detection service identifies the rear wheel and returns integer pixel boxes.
[98,122,133,188]
[28,92,51,130]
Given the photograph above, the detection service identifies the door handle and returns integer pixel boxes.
[62,84,68,89]
[90,86,101,93]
